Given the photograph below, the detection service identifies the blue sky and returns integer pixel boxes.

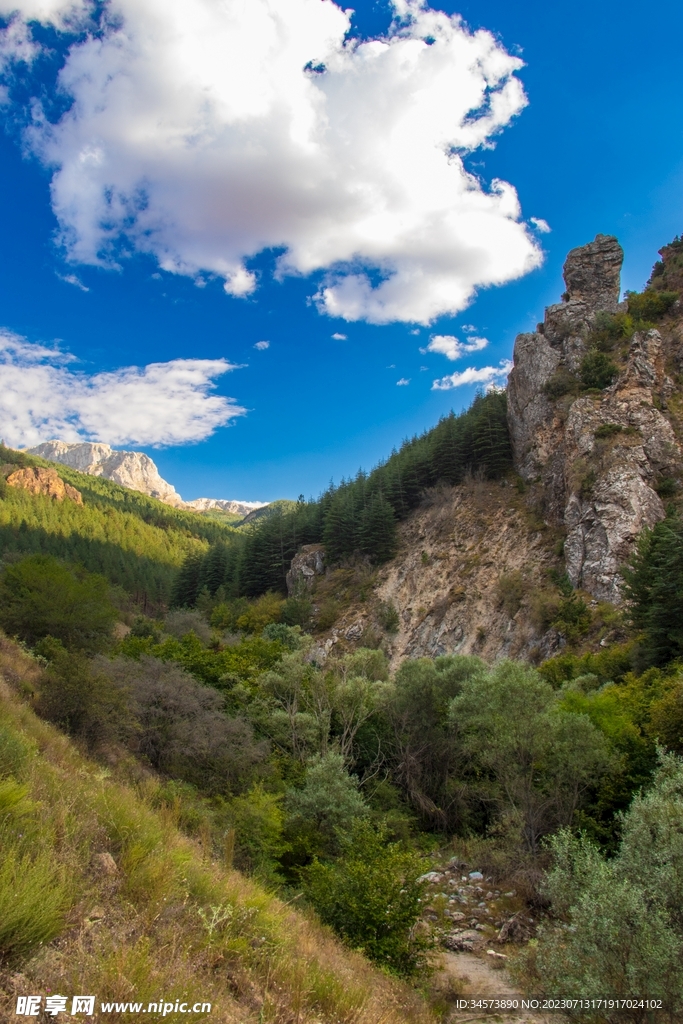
[0,0,682,502]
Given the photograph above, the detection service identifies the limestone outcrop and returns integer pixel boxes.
[27,440,184,506]
[508,234,682,601]
[6,466,83,505]
[286,544,325,596]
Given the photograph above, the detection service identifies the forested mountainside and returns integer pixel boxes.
[0,236,682,1021]
[0,445,235,607]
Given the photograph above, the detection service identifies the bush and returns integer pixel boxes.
[236,592,283,633]
[164,609,212,643]
[226,784,288,882]
[516,752,683,1019]
[543,367,579,399]
[497,571,527,617]
[96,656,267,793]
[286,752,368,854]
[281,596,312,628]
[262,622,302,650]
[36,644,131,748]
[580,349,618,390]
[0,554,117,652]
[377,600,399,634]
[626,289,678,323]
[303,819,430,976]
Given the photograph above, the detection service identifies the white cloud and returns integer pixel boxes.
[422,333,488,360]
[432,358,511,390]
[461,324,476,333]
[0,0,541,324]
[530,216,551,233]
[254,340,270,350]
[396,377,410,386]
[331,332,347,340]
[57,272,89,291]
[0,330,245,447]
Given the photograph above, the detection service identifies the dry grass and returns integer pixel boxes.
[0,636,434,1024]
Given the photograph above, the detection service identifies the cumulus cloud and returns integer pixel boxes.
[422,333,488,360]
[0,0,541,324]
[431,358,511,390]
[530,217,551,233]
[0,330,245,448]
[253,340,270,350]
[396,377,410,386]
[331,332,347,340]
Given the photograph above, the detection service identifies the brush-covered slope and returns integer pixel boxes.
[0,445,235,606]
[0,634,431,1024]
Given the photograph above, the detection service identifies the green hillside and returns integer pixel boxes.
[0,445,236,608]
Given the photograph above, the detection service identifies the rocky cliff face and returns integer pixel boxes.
[508,235,682,601]
[27,441,184,506]
[5,466,83,505]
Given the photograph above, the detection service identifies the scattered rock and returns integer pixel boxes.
[497,913,535,944]
[468,870,484,881]
[93,851,118,876]
[417,871,443,883]
[344,622,364,641]
[443,929,481,952]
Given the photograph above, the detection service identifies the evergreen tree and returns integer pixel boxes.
[170,552,204,608]
[622,512,683,666]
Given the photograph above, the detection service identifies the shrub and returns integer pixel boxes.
[262,622,302,650]
[36,645,131,748]
[515,752,683,1019]
[286,752,368,854]
[580,349,618,390]
[303,819,430,976]
[543,367,579,399]
[226,784,288,881]
[281,596,312,628]
[316,599,341,631]
[626,289,678,323]
[96,656,267,793]
[595,422,623,440]
[236,591,283,633]
[497,570,527,617]
[0,554,117,652]
[377,600,400,634]
[164,609,212,643]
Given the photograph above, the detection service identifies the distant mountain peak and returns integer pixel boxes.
[25,440,266,516]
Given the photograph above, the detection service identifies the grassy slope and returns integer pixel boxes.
[0,634,432,1024]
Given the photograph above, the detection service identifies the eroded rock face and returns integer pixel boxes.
[286,544,325,596]
[27,440,184,506]
[508,235,681,601]
[6,466,83,505]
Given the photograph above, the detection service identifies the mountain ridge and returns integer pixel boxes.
[26,440,267,517]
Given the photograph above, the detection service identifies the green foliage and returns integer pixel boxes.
[116,630,285,687]
[449,661,609,855]
[579,348,618,390]
[178,390,512,601]
[281,596,312,628]
[497,570,527,617]
[518,753,683,1020]
[227,784,288,881]
[626,289,679,323]
[0,554,117,652]
[539,642,635,689]
[622,512,683,667]
[377,599,400,633]
[0,849,72,962]
[303,819,430,977]
[262,622,302,650]
[286,752,368,854]
[36,645,130,748]
[595,422,623,439]
[543,367,579,399]
[0,445,230,607]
